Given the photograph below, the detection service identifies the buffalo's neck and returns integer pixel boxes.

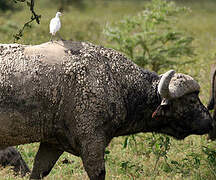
[113,69,161,137]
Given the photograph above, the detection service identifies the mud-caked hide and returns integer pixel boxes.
[0,41,212,180]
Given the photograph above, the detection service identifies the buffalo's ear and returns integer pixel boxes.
[152,100,170,119]
[152,105,162,119]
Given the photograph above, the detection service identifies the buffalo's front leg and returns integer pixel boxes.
[30,142,63,179]
[81,137,106,180]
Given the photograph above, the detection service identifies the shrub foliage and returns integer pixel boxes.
[104,0,194,72]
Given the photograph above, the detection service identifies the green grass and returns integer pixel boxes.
[1,0,216,179]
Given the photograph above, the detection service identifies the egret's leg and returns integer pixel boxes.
[50,35,54,42]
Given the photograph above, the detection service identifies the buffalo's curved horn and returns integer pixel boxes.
[158,70,175,99]
[168,73,200,98]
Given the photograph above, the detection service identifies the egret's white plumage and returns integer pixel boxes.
[50,12,62,41]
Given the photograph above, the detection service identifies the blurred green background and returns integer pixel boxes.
[1,0,216,179]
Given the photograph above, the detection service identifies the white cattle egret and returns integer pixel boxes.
[50,12,62,41]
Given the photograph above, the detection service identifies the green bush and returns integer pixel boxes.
[104,0,195,72]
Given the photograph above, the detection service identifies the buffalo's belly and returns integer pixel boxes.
[0,110,51,147]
